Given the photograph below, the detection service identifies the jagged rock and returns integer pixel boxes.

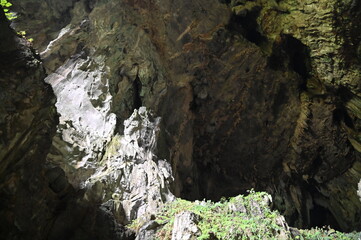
[84,107,175,223]
[8,0,361,234]
[135,220,162,240]
[45,56,117,187]
[0,8,135,240]
[171,211,201,240]
[153,192,294,240]
[12,0,79,53]
[228,192,272,217]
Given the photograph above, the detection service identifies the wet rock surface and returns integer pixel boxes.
[1,0,361,238]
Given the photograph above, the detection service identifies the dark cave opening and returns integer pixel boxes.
[226,7,268,47]
[309,203,341,231]
[333,107,354,129]
[268,34,312,81]
[298,182,344,231]
[219,0,231,4]
[133,76,143,110]
[185,149,352,232]
[333,87,356,129]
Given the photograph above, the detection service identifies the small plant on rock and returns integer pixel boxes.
[140,190,361,240]
[153,190,287,240]
[1,0,16,20]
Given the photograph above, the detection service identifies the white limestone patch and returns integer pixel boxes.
[45,57,116,184]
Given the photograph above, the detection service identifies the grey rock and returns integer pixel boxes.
[84,107,175,223]
[171,211,201,240]
[357,180,361,201]
[135,220,161,240]
[45,56,117,187]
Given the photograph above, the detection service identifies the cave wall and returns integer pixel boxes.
[0,7,138,240]
[0,8,59,239]
[4,0,361,234]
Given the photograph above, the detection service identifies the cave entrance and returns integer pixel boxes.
[309,203,341,231]
[226,6,268,47]
[268,34,312,84]
[133,75,143,110]
[183,156,352,233]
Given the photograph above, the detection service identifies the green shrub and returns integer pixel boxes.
[128,190,360,240]
[299,227,360,240]
[153,190,286,240]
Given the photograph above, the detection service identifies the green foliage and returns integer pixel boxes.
[16,30,33,42]
[152,190,286,240]
[1,0,16,20]
[0,0,32,43]
[299,227,360,240]
[128,190,361,240]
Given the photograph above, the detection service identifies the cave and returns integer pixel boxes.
[226,5,268,47]
[309,204,341,231]
[268,34,312,81]
[1,0,361,239]
[132,75,143,110]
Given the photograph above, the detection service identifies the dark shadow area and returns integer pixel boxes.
[296,182,344,231]
[333,108,354,128]
[133,76,143,110]
[310,204,341,231]
[268,34,312,81]
[226,7,268,46]
[218,0,231,4]
[332,87,356,129]
[336,86,355,103]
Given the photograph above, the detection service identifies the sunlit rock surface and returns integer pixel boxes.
[84,107,175,224]
[3,0,361,237]
[45,56,117,186]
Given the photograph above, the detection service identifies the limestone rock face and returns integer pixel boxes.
[0,8,134,240]
[171,211,201,240]
[7,0,361,235]
[84,107,175,224]
[45,56,117,186]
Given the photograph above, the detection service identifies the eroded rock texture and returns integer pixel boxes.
[0,7,134,240]
[84,107,175,224]
[5,0,361,237]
